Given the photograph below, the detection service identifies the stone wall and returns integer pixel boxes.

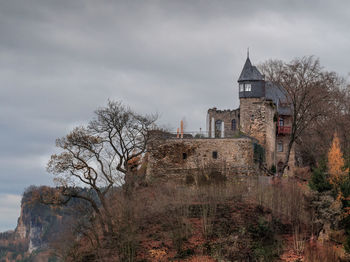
[207,108,240,138]
[146,137,258,183]
[239,98,276,168]
[264,102,277,169]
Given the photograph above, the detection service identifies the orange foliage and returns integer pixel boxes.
[328,133,348,188]
[148,248,168,260]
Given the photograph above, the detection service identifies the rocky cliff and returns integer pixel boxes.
[0,186,82,261]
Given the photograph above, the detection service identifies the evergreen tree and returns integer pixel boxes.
[309,161,331,192]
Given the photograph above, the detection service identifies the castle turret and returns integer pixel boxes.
[238,56,265,98]
[238,56,276,169]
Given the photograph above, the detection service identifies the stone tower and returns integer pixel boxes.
[238,56,276,169]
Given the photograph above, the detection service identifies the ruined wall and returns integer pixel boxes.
[239,98,276,169]
[146,138,257,183]
[207,108,240,138]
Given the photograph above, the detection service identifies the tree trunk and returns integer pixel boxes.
[281,137,294,176]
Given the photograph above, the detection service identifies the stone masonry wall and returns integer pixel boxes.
[207,108,240,138]
[264,102,277,169]
[239,98,276,169]
[146,138,257,183]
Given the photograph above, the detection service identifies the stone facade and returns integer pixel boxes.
[146,56,295,180]
[239,98,277,169]
[146,138,258,182]
[207,108,240,138]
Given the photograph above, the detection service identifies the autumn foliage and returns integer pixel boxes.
[328,133,349,190]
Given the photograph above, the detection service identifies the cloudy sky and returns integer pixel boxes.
[1,0,350,231]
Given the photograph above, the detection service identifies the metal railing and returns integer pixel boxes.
[167,131,210,139]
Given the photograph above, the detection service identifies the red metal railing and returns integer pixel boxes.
[278,126,291,135]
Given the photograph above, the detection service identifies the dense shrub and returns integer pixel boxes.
[309,164,332,193]
[249,217,282,261]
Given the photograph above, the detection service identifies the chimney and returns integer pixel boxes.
[180,120,184,139]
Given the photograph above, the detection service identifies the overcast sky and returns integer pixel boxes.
[1,0,350,231]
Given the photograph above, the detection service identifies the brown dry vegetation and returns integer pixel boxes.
[46,172,345,262]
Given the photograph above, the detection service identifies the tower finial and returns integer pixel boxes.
[247,47,249,58]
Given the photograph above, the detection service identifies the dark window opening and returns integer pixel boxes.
[212,151,218,159]
[277,161,284,175]
[215,120,222,138]
[231,119,236,131]
[182,153,187,160]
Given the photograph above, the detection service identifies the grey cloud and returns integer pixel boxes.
[1,0,350,231]
[0,194,22,232]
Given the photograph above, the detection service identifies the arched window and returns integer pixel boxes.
[231,119,236,131]
[215,120,222,138]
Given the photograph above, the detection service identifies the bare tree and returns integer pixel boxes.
[259,56,342,174]
[47,100,157,241]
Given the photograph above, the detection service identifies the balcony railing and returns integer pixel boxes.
[278,126,291,135]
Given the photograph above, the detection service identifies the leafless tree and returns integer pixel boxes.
[259,56,342,173]
[47,100,157,240]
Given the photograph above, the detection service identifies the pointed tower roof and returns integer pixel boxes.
[238,57,264,82]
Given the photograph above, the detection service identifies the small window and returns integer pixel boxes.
[231,119,236,131]
[239,83,244,92]
[212,151,218,159]
[245,83,251,91]
[279,117,284,127]
[277,142,283,152]
[182,153,187,160]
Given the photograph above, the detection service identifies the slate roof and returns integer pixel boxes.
[237,56,292,115]
[238,57,264,82]
[265,81,292,115]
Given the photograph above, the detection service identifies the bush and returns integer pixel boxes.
[309,166,332,193]
[248,217,282,260]
[253,143,265,164]
[248,217,273,240]
[270,165,276,174]
[340,177,350,253]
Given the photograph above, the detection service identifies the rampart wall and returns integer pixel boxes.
[146,137,259,183]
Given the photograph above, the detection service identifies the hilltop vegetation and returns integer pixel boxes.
[3,174,347,261]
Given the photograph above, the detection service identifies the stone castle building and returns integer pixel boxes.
[146,56,294,182]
